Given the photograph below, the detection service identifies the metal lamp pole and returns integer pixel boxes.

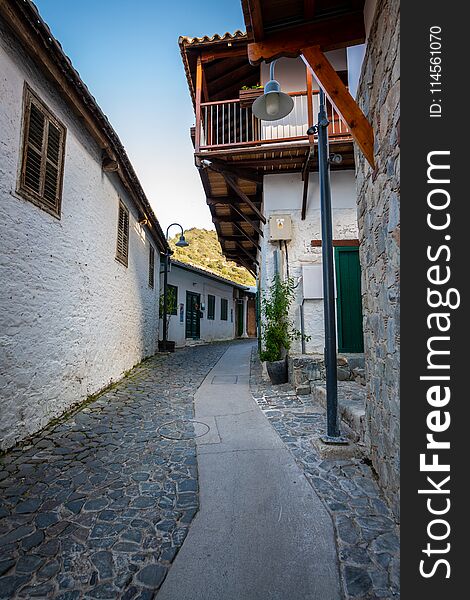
[317,89,346,443]
[161,223,188,352]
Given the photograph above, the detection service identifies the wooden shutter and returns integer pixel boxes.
[116,201,129,266]
[19,85,66,217]
[208,294,215,320]
[148,245,155,288]
[221,298,228,321]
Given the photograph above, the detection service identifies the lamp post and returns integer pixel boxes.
[317,89,347,444]
[161,223,189,352]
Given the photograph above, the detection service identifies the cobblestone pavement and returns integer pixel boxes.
[250,350,400,600]
[0,343,230,599]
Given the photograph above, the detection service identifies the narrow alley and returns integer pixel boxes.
[0,341,398,599]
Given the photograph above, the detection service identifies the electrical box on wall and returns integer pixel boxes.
[269,214,292,241]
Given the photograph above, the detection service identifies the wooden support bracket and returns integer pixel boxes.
[301,46,375,168]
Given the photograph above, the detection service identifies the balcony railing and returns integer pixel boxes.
[196,90,351,151]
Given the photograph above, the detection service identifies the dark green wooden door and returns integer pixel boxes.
[185,291,201,339]
[237,301,244,337]
[335,247,364,353]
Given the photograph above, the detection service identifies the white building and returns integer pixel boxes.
[180,36,362,355]
[0,1,167,450]
[162,260,255,347]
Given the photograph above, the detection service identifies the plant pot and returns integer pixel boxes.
[158,340,176,353]
[266,357,288,385]
[239,88,263,108]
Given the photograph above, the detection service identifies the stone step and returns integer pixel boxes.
[311,381,366,443]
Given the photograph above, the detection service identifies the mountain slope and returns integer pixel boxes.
[169,228,255,287]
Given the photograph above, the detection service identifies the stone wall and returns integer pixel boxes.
[0,19,161,450]
[355,0,400,518]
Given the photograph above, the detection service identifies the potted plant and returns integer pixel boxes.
[239,84,263,108]
[158,286,178,352]
[260,275,308,384]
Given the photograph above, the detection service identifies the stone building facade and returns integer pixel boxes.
[355,0,400,518]
[0,4,167,450]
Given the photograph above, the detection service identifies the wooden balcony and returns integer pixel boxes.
[195,90,352,152]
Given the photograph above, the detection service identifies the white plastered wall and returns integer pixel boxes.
[0,20,160,449]
[162,265,237,347]
[260,171,358,353]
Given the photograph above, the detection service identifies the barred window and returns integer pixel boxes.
[221,298,228,321]
[116,201,129,266]
[207,294,215,320]
[18,85,66,218]
[148,245,155,288]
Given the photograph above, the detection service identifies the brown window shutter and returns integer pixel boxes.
[18,85,66,218]
[148,244,155,288]
[116,201,129,266]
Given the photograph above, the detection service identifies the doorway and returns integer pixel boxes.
[185,291,201,339]
[334,247,364,353]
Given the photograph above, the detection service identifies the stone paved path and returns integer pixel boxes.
[0,343,229,599]
[158,341,342,600]
[250,350,400,599]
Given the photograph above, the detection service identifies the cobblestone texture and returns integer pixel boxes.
[0,343,229,599]
[355,0,400,519]
[251,350,400,599]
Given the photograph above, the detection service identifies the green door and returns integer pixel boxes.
[185,291,201,339]
[334,247,364,353]
[237,301,244,337]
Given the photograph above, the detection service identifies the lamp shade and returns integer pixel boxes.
[175,234,189,248]
[252,79,294,121]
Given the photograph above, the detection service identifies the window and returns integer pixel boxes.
[207,294,215,320]
[18,85,66,218]
[148,245,155,288]
[221,298,228,321]
[116,201,129,266]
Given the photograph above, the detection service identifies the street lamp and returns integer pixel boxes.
[161,223,189,352]
[252,60,294,121]
[316,89,347,445]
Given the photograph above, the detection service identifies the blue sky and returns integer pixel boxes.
[34,0,245,232]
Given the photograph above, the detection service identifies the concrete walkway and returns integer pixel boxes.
[157,341,341,600]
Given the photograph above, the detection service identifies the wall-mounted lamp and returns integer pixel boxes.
[252,60,294,121]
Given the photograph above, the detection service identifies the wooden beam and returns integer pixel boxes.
[222,172,266,224]
[247,12,365,65]
[304,0,316,20]
[206,163,266,223]
[208,159,263,183]
[201,46,248,63]
[306,67,314,144]
[301,168,310,221]
[207,196,261,206]
[195,56,203,152]
[235,241,259,265]
[311,239,360,247]
[246,0,264,42]
[301,46,375,168]
[223,203,263,237]
[231,221,261,250]
[206,62,255,91]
